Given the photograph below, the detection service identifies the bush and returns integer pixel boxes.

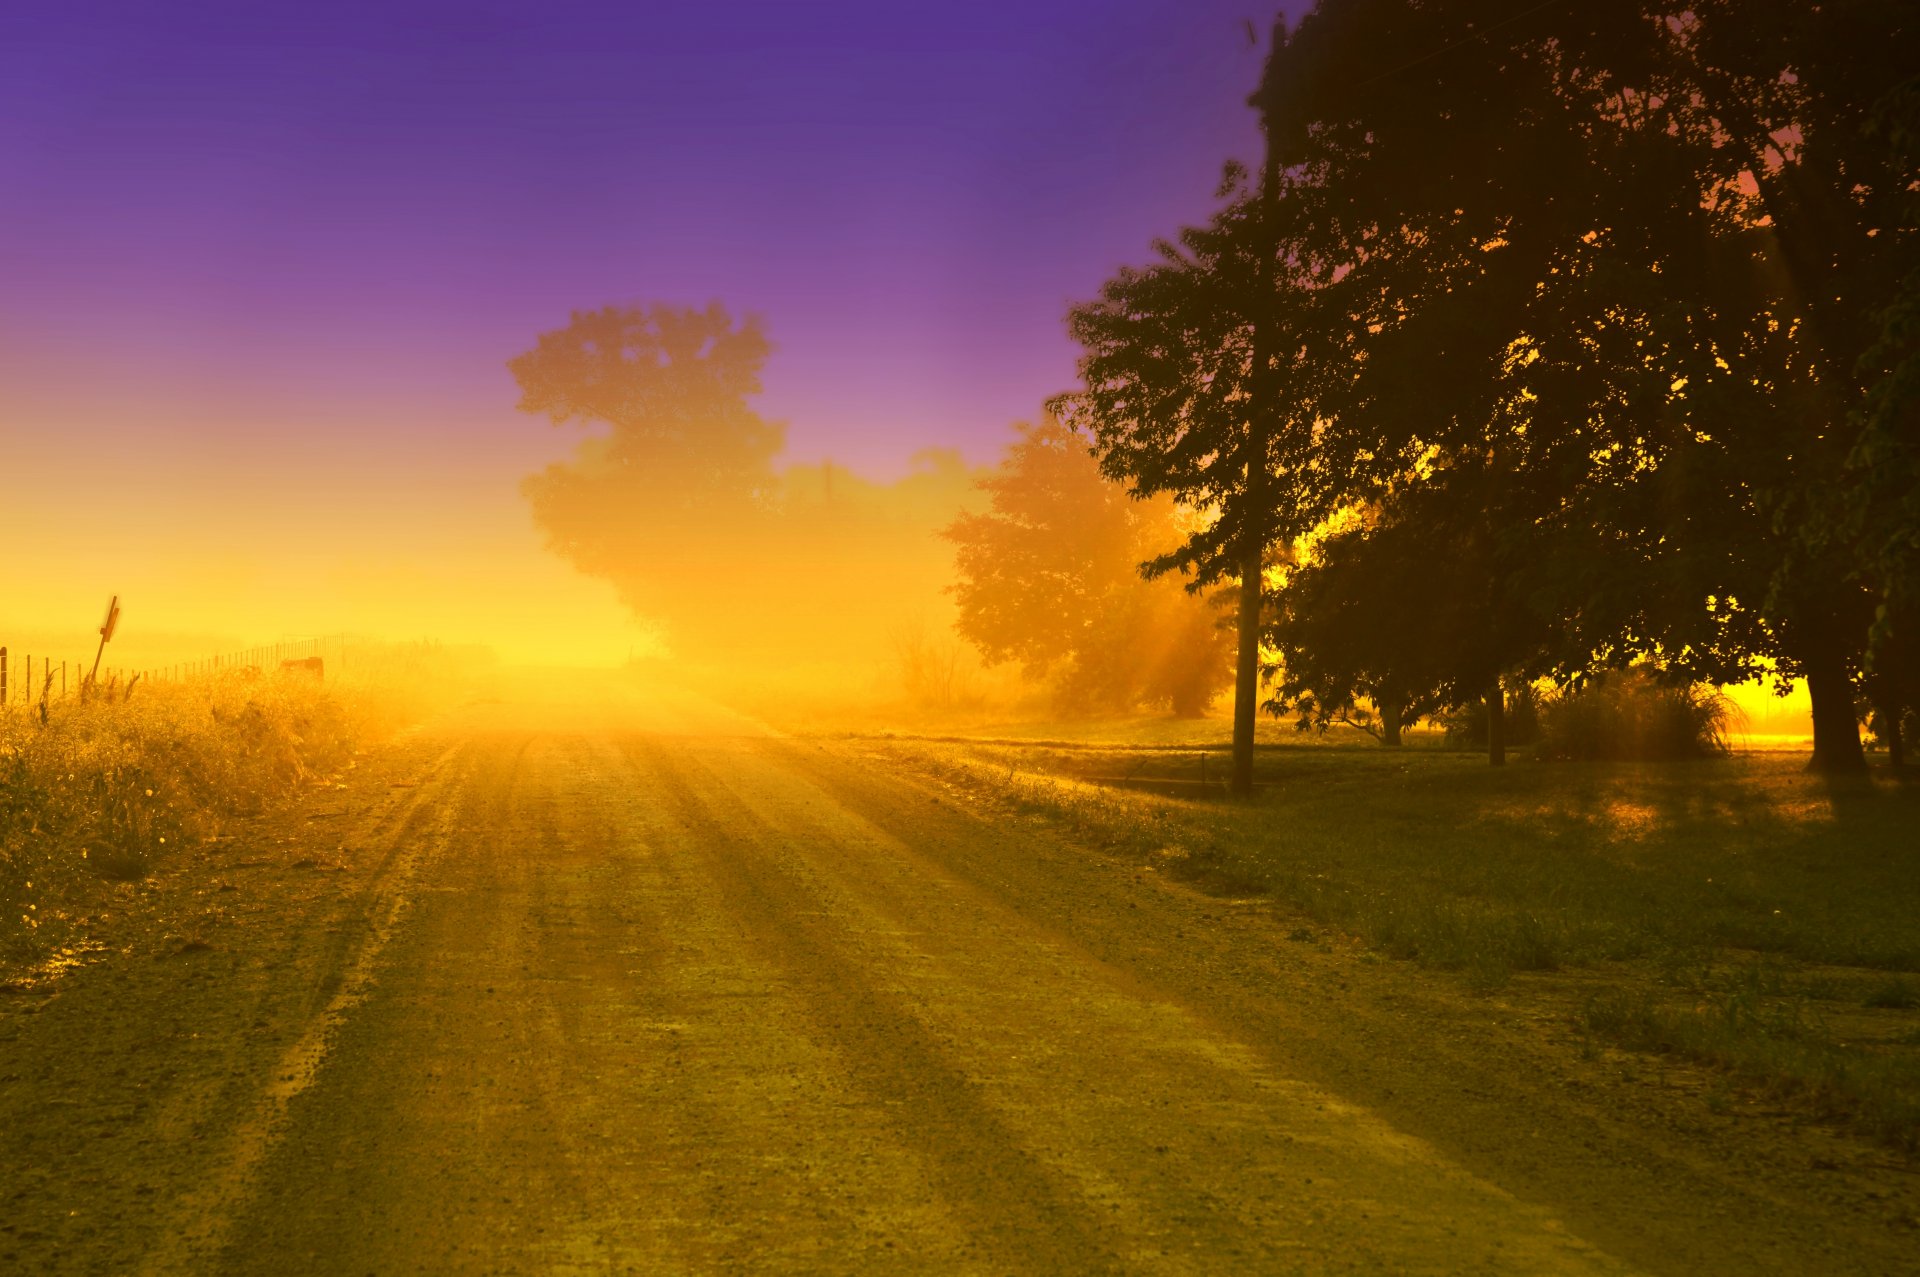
[1537,669,1736,761]
[1441,683,1541,749]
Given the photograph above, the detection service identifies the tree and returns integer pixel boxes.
[1254,0,1918,772]
[1256,0,1691,762]
[1266,511,1470,748]
[1851,75,1920,768]
[944,419,1231,716]
[1661,2,1919,771]
[1051,23,1326,790]
[511,303,980,670]
[513,302,783,630]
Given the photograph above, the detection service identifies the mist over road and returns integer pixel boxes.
[0,684,1901,1274]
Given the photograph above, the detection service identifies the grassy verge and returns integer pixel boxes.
[864,732,1920,1150]
[0,643,485,976]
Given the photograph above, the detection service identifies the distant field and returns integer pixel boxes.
[854,726,1920,1150]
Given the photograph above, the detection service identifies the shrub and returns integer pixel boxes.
[1537,668,1736,761]
[1441,682,1541,749]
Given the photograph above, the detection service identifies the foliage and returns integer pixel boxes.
[1440,685,1541,753]
[1051,0,1920,767]
[514,302,782,510]
[1048,48,1335,786]
[1266,502,1521,746]
[514,303,783,626]
[888,617,982,714]
[944,420,1231,716]
[1047,179,1325,587]
[1850,76,1920,753]
[1535,669,1736,762]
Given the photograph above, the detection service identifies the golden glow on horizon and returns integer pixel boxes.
[0,409,651,668]
[0,399,1819,739]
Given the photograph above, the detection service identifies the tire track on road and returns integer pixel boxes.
[134,734,508,1276]
[658,735,1647,1275]
[623,735,1127,1274]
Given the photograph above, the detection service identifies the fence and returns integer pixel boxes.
[0,634,345,708]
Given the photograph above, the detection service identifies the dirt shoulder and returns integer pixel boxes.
[0,725,461,1272]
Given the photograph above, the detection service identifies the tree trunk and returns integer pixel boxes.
[1863,666,1907,771]
[1231,551,1262,796]
[1231,53,1285,799]
[1487,682,1507,767]
[1806,656,1866,774]
[1379,696,1404,748]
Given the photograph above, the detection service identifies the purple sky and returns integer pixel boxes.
[2,0,1274,472]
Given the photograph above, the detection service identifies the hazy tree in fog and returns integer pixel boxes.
[513,303,783,619]
[512,302,981,671]
[944,419,1232,717]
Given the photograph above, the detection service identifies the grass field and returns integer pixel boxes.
[856,727,1920,1150]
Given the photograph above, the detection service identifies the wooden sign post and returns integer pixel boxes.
[88,595,120,688]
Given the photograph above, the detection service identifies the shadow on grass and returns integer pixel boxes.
[888,737,1920,1151]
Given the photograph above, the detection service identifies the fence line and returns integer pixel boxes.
[0,634,346,708]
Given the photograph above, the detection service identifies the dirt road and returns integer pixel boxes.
[1,684,1912,1274]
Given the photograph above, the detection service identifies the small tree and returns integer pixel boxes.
[1051,34,1326,786]
[944,419,1230,716]
[1265,517,1451,747]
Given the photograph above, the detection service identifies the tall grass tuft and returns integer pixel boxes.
[1537,668,1737,761]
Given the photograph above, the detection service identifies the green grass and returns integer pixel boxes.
[1865,977,1918,1010]
[868,730,1920,1149]
[1580,985,1920,1150]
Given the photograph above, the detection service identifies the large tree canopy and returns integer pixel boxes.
[1060,1,1920,770]
[513,302,974,668]
[514,303,783,616]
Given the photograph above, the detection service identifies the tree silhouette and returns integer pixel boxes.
[1243,0,1918,771]
[1853,78,1920,765]
[1051,31,1327,788]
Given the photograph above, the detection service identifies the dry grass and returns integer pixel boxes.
[0,641,486,974]
[0,675,355,968]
